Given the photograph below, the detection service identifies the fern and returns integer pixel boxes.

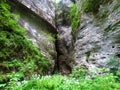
[70,0,114,34]
[70,4,81,33]
[0,0,50,87]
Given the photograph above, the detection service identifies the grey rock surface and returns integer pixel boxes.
[9,0,57,73]
[17,0,56,28]
[74,0,120,73]
[9,0,120,74]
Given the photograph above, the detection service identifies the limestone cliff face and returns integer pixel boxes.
[55,0,120,74]
[16,0,56,28]
[74,0,120,73]
[9,0,120,74]
[9,0,74,74]
[8,0,57,73]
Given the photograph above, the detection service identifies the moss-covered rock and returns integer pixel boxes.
[0,0,51,85]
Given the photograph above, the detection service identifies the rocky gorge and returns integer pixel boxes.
[8,0,120,74]
[0,0,120,89]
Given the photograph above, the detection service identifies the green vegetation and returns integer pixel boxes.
[5,74,120,90]
[70,3,81,34]
[0,0,50,87]
[3,65,120,90]
[42,31,56,42]
[70,67,88,78]
[55,3,71,27]
[107,56,120,80]
[70,0,113,33]
[1,0,120,90]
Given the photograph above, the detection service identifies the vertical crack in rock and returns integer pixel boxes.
[52,0,74,75]
[9,0,75,75]
[53,27,74,75]
[56,29,74,75]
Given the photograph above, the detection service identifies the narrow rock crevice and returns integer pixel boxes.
[53,36,73,75]
[56,38,72,74]
[53,27,74,75]
[52,0,74,75]
[9,0,74,75]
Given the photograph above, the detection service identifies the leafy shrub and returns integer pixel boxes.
[70,0,113,33]
[70,67,88,78]
[79,74,120,90]
[77,0,113,13]
[0,0,25,35]
[70,3,81,33]
[107,56,120,69]
[0,0,50,87]
[11,74,120,90]
[107,56,120,81]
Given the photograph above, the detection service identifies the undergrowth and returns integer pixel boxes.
[7,74,120,90]
[5,66,120,90]
[0,0,50,88]
[0,0,119,89]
